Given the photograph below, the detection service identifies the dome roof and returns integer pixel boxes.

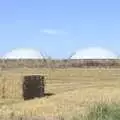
[2,48,44,59]
[70,47,118,59]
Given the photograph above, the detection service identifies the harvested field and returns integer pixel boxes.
[0,68,120,118]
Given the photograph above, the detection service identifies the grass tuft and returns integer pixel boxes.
[71,102,120,120]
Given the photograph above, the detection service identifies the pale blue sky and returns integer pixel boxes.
[0,0,120,58]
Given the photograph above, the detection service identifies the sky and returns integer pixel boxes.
[0,0,120,59]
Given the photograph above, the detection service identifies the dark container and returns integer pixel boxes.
[22,75,45,100]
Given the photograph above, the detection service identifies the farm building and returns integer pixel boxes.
[2,48,44,59]
[70,47,118,59]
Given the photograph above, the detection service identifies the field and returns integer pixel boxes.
[0,67,120,119]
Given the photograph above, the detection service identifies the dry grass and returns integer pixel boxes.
[0,68,120,118]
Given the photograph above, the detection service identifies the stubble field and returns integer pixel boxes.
[0,68,120,119]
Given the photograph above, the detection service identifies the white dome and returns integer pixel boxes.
[71,47,118,59]
[2,48,44,59]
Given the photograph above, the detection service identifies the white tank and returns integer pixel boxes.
[70,47,118,59]
[2,48,44,59]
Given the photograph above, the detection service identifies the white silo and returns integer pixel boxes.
[70,47,118,59]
